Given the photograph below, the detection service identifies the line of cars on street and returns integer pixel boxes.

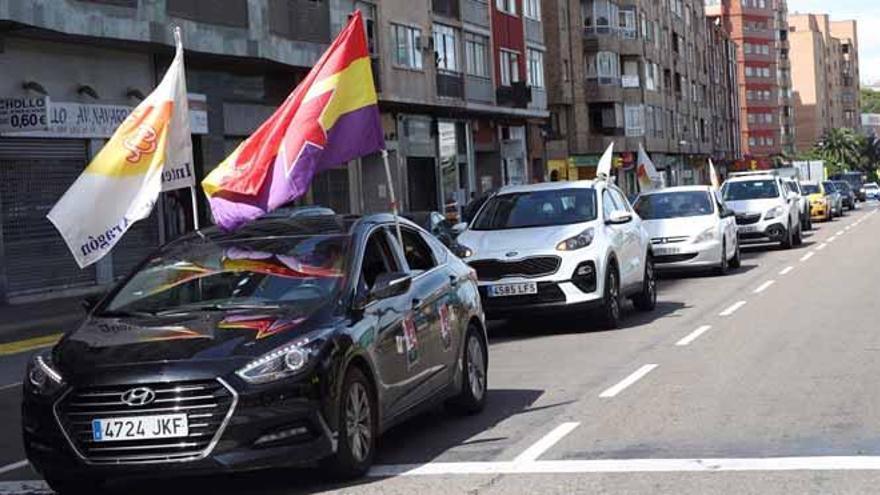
[20,170,870,492]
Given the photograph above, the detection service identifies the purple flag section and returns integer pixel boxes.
[207,105,384,230]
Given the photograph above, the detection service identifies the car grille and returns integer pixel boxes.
[55,379,237,464]
[655,253,699,264]
[651,236,689,245]
[735,213,761,225]
[469,256,561,281]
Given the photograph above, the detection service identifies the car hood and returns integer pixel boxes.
[53,306,336,375]
[458,223,596,258]
[807,193,826,202]
[642,215,717,240]
[724,198,782,215]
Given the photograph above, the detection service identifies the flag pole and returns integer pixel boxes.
[381,149,403,246]
[189,184,201,230]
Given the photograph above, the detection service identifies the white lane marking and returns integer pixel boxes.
[719,300,747,317]
[753,280,775,294]
[836,230,845,236]
[0,382,21,392]
[800,252,814,262]
[0,460,28,475]
[827,236,837,243]
[816,243,827,251]
[513,422,581,463]
[369,456,880,476]
[779,266,794,275]
[846,225,852,230]
[599,364,658,398]
[0,482,50,495]
[676,325,712,347]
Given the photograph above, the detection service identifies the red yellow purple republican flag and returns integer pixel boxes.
[202,11,384,230]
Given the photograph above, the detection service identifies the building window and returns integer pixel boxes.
[496,0,516,16]
[500,49,520,86]
[391,24,423,69]
[433,24,459,72]
[585,51,620,85]
[527,48,544,88]
[625,104,644,137]
[524,0,540,20]
[465,32,490,78]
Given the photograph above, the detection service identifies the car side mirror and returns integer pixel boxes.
[451,222,468,235]
[606,211,633,225]
[370,272,412,301]
[81,294,101,314]
[721,209,735,218]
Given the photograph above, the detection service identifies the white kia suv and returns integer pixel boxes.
[721,172,802,249]
[457,180,656,328]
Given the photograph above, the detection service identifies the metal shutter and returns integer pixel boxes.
[0,138,98,295]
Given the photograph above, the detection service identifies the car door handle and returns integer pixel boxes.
[411,298,421,309]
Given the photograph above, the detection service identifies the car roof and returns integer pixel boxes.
[725,174,778,182]
[496,180,600,194]
[639,185,713,195]
[198,213,416,242]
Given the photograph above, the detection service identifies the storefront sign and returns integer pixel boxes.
[568,155,601,167]
[0,94,208,138]
[0,96,50,132]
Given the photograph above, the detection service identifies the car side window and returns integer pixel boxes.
[400,227,437,273]
[359,230,399,293]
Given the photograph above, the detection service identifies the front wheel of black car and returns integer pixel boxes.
[45,477,106,494]
[323,367,377,479]
[447,324,488,415]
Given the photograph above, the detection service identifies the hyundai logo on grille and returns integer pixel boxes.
[121,387,156,407]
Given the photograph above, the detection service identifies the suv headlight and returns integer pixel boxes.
[236,336,325,385]
[764,206,785,220]
[556,227,595,251]
[694,227,716,243]
[27,352,64,396]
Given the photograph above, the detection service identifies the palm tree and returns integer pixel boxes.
[814,128,861,175]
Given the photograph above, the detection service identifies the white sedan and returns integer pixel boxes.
[633,186,741,275]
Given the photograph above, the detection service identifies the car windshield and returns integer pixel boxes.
[634,191,714,220]
[823,182,837,192]
[722,180,780,201]
[801,184,821,195]
[471,188,598,230]
[866,184,879,190]
[101,235,350,315]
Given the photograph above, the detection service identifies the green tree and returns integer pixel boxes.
[862,88,880,114]
[812,128,861,175]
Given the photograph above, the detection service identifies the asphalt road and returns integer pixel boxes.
[1,205,879,494]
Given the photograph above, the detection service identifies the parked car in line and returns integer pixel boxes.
[800,181,833,222]
[23,214,488,493]
[457,180,657,328]
[829,171,866,201]
[633,186,740,275]
[783,178,813,232]
[401,211,468,257]
[864,182,880,200]
[721,172,802,249]
[832,180,857,211]
[821,180,845,217]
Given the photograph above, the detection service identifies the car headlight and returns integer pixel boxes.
[693,227,716,243]
[556,227,595,251]
[27,353,64,396]
[236,337,324,385]
[764,206,784,220]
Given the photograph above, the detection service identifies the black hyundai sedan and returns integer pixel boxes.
[22,214,487,494]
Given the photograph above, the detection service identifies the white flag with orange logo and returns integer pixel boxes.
[48,28,192,268]
[636,143,661,192]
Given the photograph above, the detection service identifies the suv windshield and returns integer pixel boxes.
[471,188,598,230]
[634,191,714,220]
[722,180,780,201]
[102,235,350,315]
[823,181,837,192]
[801,184,820,195]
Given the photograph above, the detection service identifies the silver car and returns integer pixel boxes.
[633,186,741,275]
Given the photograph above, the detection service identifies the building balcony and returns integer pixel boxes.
[465,74,494,103]
[432,0,460,19]
[585,79,623,102]
[528,86,547,110]
[525,17,543,44]
[437,71,464,99]
[496,81,531,108]
[461,0,490,27]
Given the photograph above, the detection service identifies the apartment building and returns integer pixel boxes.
[707,0,794,165]
[334,0,549,217]
[788,13,861,152]
[543,0,741,193]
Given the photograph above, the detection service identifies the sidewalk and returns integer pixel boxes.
[0,296,86,342]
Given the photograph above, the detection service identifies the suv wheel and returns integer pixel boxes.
[793,222,803,246]
[322,367,377,479]
[632,254,657,311]
[446,324,488,414]
[781,222,794,249]
[599,264,622,329]
[715,240,729,275]
[729,238,742,269]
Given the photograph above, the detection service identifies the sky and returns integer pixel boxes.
[787,0,880,85]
